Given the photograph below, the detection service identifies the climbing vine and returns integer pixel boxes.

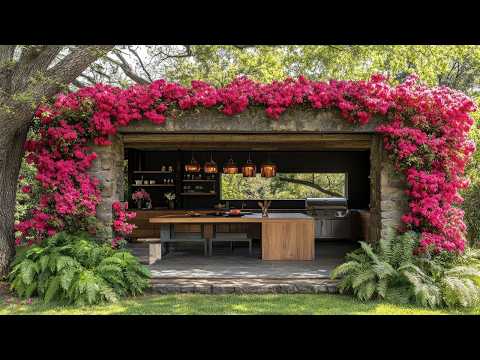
[15,74,476,253]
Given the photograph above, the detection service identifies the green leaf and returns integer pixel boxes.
[39,255,50,272]
[20,259,38,285]
[44,276,61,303]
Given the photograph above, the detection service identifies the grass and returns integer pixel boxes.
[2,290,480,315]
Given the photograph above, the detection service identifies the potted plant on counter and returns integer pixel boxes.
[165,192,176,209]
[132,189,151,209]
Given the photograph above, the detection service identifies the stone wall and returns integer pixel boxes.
[118,107,384,134]
[370,134,409,242]
[87,134,124,242]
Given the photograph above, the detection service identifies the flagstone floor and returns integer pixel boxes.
[129,240,358,279]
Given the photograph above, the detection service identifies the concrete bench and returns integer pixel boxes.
[209,233,253,256]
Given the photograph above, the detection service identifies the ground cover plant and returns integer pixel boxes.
[8,232,150,305]
[2,291,480,315]
[332,229,480,308]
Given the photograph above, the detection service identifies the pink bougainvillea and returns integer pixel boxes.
[112,201,136,248]
[15,74,476,253]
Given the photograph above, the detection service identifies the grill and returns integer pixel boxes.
[306,197,348,218]
[305,197,351,240]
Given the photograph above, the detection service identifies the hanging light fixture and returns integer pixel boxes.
[261,152,277,178]
[242,152,257,177]
[223,156,238,174]
[204,152,218,174]
[185,151,201,173]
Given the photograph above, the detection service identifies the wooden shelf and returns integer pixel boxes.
[180,192,217,196]
[133,171,175,174]
[182,179,216,182]
[132,184,175,187]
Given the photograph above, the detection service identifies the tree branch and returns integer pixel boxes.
[106,49,150,84]
[0,45,16,65]
[71,79,86,88]
[0,46,17,89]
[128,46,153,82]
[79,73,97,84]
[232,45,256,50]
[277,176,343,197]
[154,45,193,62]
[40,45,114,98]
[11,45,63,92]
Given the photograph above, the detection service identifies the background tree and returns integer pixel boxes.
[0,45,114,277]
[221,173,346,200]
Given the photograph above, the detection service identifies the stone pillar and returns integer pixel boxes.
[369,135,409,242]
[379,157,409,240]
[87,134,124,242]
[369,135,382,243]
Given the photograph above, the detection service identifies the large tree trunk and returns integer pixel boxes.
[0,112,30,278]
[0,45,114,278]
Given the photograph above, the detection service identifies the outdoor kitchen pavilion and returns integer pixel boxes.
[125,148,371,246]
[88,108,409,266]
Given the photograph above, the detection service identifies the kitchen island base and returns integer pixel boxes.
[262,221,315,261]
[149,213,315,261]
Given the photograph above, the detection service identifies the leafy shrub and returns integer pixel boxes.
[401,248,480,308]
[332,229,480,308]
[463,181,480,246]
[8,232,150,305]
[331,229,418,302]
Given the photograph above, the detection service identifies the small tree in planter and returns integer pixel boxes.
[132,189,151,209]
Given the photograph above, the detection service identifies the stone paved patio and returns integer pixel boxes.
[129,240,357,293]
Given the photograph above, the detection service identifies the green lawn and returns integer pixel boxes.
[1,292,480,315]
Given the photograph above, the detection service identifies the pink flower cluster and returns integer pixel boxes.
[15,74,476,253]
[112,201,136,247]
[132,189,151,201]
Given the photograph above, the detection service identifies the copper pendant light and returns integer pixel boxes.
[223,156,238,174]
[261,152,277,178]
[204,152,218,174]
[242,152,257,177]
[185,152,201,173]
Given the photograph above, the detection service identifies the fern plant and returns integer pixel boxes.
[9,232,150,305]
[400,247,480,308]
[331,229,418,302]
[332,228,480,308]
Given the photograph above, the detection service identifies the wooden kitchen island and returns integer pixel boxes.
[149,213,315,262]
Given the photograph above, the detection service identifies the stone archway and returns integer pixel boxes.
[88,108,408,243]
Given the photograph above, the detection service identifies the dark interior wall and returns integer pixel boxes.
[126,150,370,210]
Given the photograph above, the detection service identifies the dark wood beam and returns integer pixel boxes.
[122,133,373,151]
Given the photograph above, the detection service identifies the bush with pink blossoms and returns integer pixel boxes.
[15,74,476,254]
[112,201,136,248]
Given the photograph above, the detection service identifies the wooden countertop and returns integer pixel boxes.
[136,208,308,212]
[149,213,314,224]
